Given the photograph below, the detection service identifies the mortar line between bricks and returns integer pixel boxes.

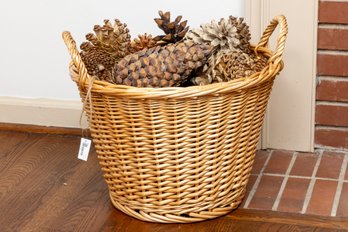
[301,150,323,214]
[263,173,342,182]
[318,50,348,55]
[315,146,348,153]
[315,149,348,155]
[318,76,348,81]
[331,154,348,216]
[271,152,298,211]
[319,24,348,30]
[243,150,273,208]
[319,0,348,3]
[316,100,348,106]
[315,125,348,132]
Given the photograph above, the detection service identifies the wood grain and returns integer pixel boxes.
[0,122,90,136]
[0,131,347,232]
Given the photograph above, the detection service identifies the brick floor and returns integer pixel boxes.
[242,149,348,217]
[277,178,310,214]
[290,152,318,177]
[251,150,270,175]
[306,180,338,216]
[241,174,258,208]
[264,150,293,174]
[248,175,284,210]
[337,183,348,217]
[316,151,344,179]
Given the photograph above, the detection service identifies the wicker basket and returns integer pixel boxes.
[62,15,288,223]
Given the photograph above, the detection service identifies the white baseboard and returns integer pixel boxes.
[0,97,88,128]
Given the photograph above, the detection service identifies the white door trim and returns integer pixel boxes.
[245,0,317,152]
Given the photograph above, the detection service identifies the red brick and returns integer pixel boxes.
[248,175,284,210]
[316,79,348,102]
[337,183,348,217]
[319,1,348,24]
[290,152,318,177]
[318,28,348,51]
[316,151,344,179]
[251,150,270,174]
[317,54,348,77]
[315,104,348,127]
[246,175,258,193]
[345,162,348,181]
[241,174,258,208]
[278,178,310,213]
[264,150,293,174]
[306,180,338,216]
[315,128,348,149]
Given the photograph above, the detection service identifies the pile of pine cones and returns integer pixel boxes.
[80,11,267,88]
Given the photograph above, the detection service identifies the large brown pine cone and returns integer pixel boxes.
[112,40,212,87]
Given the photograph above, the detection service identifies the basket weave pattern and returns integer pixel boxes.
[63,15,288,223]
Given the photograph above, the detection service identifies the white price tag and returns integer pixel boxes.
[77,138,91,161]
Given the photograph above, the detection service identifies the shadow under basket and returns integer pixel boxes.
[62,15,288,223]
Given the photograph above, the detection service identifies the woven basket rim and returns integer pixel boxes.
[69,47,282,99]
[64,15,288,99]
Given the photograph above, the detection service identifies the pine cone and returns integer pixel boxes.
[80,18,132,81]
[130,33,157,52]
[87,19,132,59]
[153,10,189,46]
[191,50,267,85]
[213,51,267,82]
[185,17,240,53]
[113,40,212,87]
[229,16,251,53]
[185,16,255,86]
[80,42,115,82]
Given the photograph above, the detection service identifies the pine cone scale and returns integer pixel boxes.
[113,41,212,87]
[153,11,189,45]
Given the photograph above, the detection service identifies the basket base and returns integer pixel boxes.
[109,193,241,223]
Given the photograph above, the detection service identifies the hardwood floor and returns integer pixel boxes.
[0,122,87,136]
[0,130,347,232]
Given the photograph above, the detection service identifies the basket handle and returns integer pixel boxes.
[255,15,288,65]
[62,31,89,89]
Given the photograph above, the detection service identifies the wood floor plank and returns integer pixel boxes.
[0,130,347,232]
[227,209,348,230]
[0,131,42,172]
[98,210,344,232]
[0,133,48,201]
[13,150,106,231]
[0,122,87,136]
[45,167,109,232]
[0,135,83,231]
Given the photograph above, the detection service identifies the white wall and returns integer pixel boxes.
[0,0,243,100]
